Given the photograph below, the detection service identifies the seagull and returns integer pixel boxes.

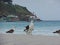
[24,20,34,35]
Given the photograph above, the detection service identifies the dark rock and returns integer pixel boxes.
[53,30,60,33]
[6,29,14,33]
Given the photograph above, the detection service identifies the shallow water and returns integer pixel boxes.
[0,21,60,36]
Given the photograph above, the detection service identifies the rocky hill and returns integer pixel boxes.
[0,0,41,22]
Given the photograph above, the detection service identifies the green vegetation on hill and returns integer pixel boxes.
[0,3,32,15]
[15,5,32,15]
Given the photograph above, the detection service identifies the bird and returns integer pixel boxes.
[24,20,34,35]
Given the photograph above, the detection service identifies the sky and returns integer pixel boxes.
[13,0,60,20]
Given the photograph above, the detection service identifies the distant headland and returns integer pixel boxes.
[0,0,41,22]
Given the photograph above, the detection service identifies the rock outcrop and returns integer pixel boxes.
[6,29,14,33]
[53,30,60,34]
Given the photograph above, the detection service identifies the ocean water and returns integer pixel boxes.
[0,21,60,36]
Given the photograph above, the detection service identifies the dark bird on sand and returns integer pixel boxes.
[6,29,14,33]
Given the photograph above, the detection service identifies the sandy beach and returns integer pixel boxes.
[0,34,60,45]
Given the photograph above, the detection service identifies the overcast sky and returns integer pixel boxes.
[13,0,60,20]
